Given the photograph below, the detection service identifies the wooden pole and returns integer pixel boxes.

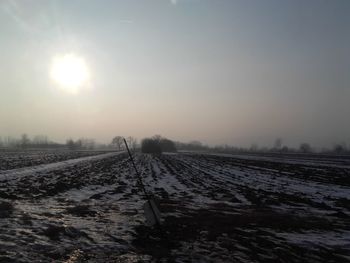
[123,138,161,226]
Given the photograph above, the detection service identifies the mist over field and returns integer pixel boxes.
[0,0,349,148]
[1,1,350,262]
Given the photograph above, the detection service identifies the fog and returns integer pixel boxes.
[0,0,349,147]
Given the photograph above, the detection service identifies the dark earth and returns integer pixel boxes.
[0,150,349,262]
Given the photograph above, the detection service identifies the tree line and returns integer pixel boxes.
[0,134,60,149]
[1,134,349,154]
[208,138,350,155]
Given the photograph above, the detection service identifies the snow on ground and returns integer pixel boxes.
[0,150,114,171]
[0,151,349,262]
[202,152,350,169]
[0,152,121,182]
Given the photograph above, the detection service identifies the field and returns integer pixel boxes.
[0,150,112,171]
[0,150,349,262]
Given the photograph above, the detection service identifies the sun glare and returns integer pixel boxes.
[50,53,89,93]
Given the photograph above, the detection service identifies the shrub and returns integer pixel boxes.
[160,138,177,152]
[141,138,162,154]
[141,136,177,154]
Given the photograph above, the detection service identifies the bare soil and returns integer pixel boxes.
[0,151,349,262]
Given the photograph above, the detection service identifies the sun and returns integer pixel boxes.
[50,53,90,93]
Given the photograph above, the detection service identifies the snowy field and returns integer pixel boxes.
[0,150,113,171]
[0,151,349,262]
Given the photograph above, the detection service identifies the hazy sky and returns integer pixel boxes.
[0,0,349,147]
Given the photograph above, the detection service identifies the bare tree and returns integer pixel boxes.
[152,135,162,144]
[111,136,124,150]
[4,136,16,148]
[274,138,282,151]
[300,143,312,153]
[333,143,347,154]
[76,138,96,150]
[33,135,48,145]
[66,139,76,150]
[189,140,202,147]
[85,139,96,150]
[75,139,83,149]
[126,136,137,151]
[21,134,30,149]
[281,146,289,152]
[250,143,258,152]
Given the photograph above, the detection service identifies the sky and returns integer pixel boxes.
[0,0,349,147]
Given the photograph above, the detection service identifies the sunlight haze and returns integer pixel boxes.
[50,53,90,93]
[0,0,349,147]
